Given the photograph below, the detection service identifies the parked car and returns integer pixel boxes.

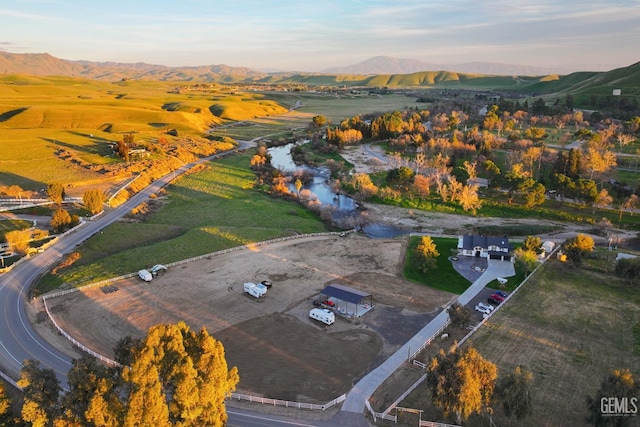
[488,293,505,305]
[475,305,491,315]
[477,302,494,312]
[322,299,335,307]
[495,290,508,298]
[260,280,272,289]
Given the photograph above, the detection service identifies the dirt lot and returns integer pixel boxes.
[46,234,455,402]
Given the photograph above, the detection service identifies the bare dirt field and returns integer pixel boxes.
[46,234,456,402]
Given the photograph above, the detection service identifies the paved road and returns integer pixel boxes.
[0,146,250,388]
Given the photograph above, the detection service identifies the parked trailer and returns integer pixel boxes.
[309,308,335,325]
[244,282,265,298]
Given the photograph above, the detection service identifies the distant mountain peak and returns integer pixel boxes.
[323,56,574,76]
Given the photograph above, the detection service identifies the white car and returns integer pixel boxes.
[477,302,494,312]
[474,305,491,315]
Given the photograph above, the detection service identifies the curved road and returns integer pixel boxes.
[0,146,251,388]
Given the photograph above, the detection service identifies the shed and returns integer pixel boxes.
[319,284,373,317]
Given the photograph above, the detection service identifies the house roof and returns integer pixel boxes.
[321,284,371,304]
[461,235,510,250]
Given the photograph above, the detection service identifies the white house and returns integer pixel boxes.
[457,235,514,262]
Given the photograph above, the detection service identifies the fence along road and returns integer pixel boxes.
[0,146,246,389]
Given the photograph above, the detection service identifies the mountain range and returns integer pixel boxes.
[322,56,574,76]
[0,52,577,82]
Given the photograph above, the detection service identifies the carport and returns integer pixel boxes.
[319,284,373,318]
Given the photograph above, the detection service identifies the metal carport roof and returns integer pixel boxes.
[320,284,371,304]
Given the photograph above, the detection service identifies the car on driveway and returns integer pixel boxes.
[475,305,491,315]
[488,294,505,305]
[477,302,494,312]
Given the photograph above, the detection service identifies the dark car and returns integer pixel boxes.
[495,290,508,298]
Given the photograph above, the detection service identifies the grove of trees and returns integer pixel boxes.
[8,322,239,427]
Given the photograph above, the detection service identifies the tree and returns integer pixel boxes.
[122,322,239,427]
[523,236,542,254]
[426,346,498,423]
[594,188,613,213]
[47,183,65,206]
[5,228,31,256]
[447,302,471,329]
[51,208,72,233]
[61,356,123,427]
[311,115,327,128]
[524,183,546,208]
[18,360,61,427]
[413,236,440,273]
[0,381,11,420]
[457,184,482,214]
[563,234,595,266]
[83,190,105,215]
[587,369,639,426]
[386,166,415,188]
[515,247,539,276]
[496,365,533,421]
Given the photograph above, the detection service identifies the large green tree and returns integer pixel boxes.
[496,365,534,421]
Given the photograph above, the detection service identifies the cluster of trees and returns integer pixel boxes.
[312,102,640,222]
[426,345,534,424]
[4,322,238,427]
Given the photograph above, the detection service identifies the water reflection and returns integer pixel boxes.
[268,143,409,238]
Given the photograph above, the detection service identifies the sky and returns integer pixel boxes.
[1,0,638,73]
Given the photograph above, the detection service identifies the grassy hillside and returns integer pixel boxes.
[0,75,288,191]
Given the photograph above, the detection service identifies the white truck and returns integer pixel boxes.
[138,269,153,282]
[309,308,335,325]
[244,282,267,298]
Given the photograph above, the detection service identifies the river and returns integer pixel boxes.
[268,143,409,238]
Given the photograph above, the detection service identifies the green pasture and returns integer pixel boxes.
[470,260,640,426]
[35,153,328,293]
[403,236,472,294]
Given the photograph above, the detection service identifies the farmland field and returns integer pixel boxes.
[397,258,640,426]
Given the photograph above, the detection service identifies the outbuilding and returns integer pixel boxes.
[318,283,374,318]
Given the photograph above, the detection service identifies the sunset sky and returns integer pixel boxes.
[1,0,638,72]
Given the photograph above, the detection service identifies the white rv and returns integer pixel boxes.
[309,308,335,325]
[138,269,152,282]
[244,282,265,298]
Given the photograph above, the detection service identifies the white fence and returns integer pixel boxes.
[41,231,350,410]
[231,392,345,411]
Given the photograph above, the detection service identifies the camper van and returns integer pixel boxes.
[309,308,335,325]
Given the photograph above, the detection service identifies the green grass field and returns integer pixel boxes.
[35,153,328,293]
[403,236,472,294]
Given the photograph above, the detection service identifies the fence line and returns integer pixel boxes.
[409,319,450,361]
[420,420,461,427]
[366,399,397,423]
[382,374,428,417]
[40,232,352,411]
[456,246,559,349]
[231,392,345,411]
